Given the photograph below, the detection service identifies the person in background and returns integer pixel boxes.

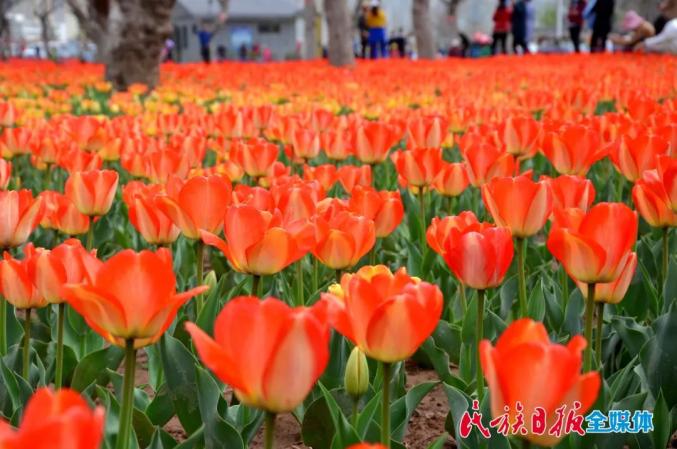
[654,0,677,34]
[197,22,215,63]
[568,0,587,52]
[357,2,370,58]
[639,15,677,53]
[610,10,655,51]
[366,0,388,58]
[492,0,512,55]
[525,0,536,45]
[239,43,248,61]
[217,45,227,61]
[590,0,615,52]
[512,0,530,54]
[389,27,406,57]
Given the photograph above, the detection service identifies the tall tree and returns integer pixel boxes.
[324,0,354,67]
[412,0,436,59]
[0,0,21,59]
[34,0,63,59]
[304,0,318,59]
[67,0,177,91]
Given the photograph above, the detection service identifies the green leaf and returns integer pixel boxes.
[425,434,449,449]
[0,358,32,414]
[609,316,651,358]
[391,381,437,441]
[196,365,244,449]
[146,384,175,427]
[148,428,178,449]
[159,335,202,434]
[527,280,545,321]
[652,391,670,449]
[301,395,335,449]
[442,383,479,449]
[639,307,677,406]
[70,345,124,392]
[317,382,360,449]
[320,332,348,390]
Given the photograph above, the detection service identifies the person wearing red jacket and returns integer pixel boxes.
[492,0,513,54]
[568,0,587,52]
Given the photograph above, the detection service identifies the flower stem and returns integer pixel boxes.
[55,303,65,388]
[264,412,276,449]
[418,189,426,253]
[596,302,604,369]
[351,399,359,428]
[559,264,569,310]
[380,362,392,448]
[0,298,6,356]
[459,282,467,315]
[252,275,261,297]
[661,227,669,294]
[195,240,205,314]
[336,269,342,283]
[296,260,304,306]
[312,257,319,294]
[86,223,94,251]
[516,238,528,318]
[583,283,596,372]
[116,339,137,449]
[476,289,485,403]
[22,308,32,379]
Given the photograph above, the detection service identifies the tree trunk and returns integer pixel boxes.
[104,0,175,90]
[304,0,317,59]
[324,0,354,67]
[413,0,436,59]
[39,15,51,58]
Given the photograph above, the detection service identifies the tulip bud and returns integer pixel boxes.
[344,347,369,399]
[204,270,217,293]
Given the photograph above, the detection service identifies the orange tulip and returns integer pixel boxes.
[542,125,605,176]
[232,185,274,210]
[39,191,90,236]
[391,148,444,189]
[0,248,47,309]
[480,319,600,447]
[0,189,43,249]
[271,179,324,224]
[426,211,483,255]
[348,185,403,238]
[482,175,552,238]
[462,141,516,187]
[443,225,514,290]
[61,248,207,348]
[122,182,180,245]
[143,150,190,184]
[57,146,103,174]
[610,131,669,182]
[201,205,306,275]
[0,387,105,449]
[231,138,279,179]
[405,115,448,149]
[64,169,119,216]
[337,165,372,193]
[321,129,353,161]
[322,265,442,362]
[432,162,469,197]
[29,239,101,304]
[0,127,31,159]
[303,164,338,191]
[156,175,232,239]
[632,169,677,228]
[312,211,375,270]
[500,115,541,160]
[576,252,637,304]
[290,129,321,162]
[547,203,638,283]
[186,296,329,412]
[355,122,400,164]
[657,155,677,213]
[0,159,10,189]
[543,175,595,213]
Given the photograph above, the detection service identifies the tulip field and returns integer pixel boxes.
[0,54,676,449]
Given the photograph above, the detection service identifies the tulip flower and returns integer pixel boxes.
[426,211,483,256]
[391,147,444,190]
[405,115,448,149]
[480,319,600,447]
[29,239,101,387]
[355,121,400,164]
[482,175,552,316]
[499,115,541,160]
[544,174,595,213]
[657,155,677,213]
[542,125,605,176]
[462,141,516,187]
[0,189,43,249]
[312,211,375,272]
[547,202,637,371]
[432,162,470,205]
[0,159,10,190]
[337,164,372,193]
[0,387,105,449]
[61,248,206,449]
[187,296,329,449]
[321,129,354,161]
[303,164,338,191]
[122,182,180,246]
[610,131,669,182]
[39,191,90,236]
[290,129,321,163]
[231,138,279,180]
[322,265,442,446]
[348,185,404,238]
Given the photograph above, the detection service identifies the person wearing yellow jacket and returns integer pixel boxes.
[366,1,388,58]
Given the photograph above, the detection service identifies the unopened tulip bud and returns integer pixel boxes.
[344,347,369,399]
[204,270,217,293]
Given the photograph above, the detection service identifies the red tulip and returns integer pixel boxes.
[321,129,354,161]
[482,175,552,238]
[632,169,677,228]
[542,125,605,176]
[405,115,448,149]
[0,189,43,249]
[313,211,375,270]
[480,319,600,447]
[337,165,372,193]
[186,296,329,412]
[426,211,484,255]
[322,265,442,362]
[122,182,180,245]
[610,129,668,182]
[500,115,541,160]
[39,191,90,236]
[576,252,637,304]
[544,175,595,213]
[443,225,514,290]
[355,122,400,164]
[462,142,516,187]
[391,148,444,189]
[0,387,105,449]
[303,164,338,191]
[290,129,321,161]
[61,248,207,348]
[0,248,47,309]
[0,159,10,190]
[156,175,232,239]
[348,185,404,238]
[65,169,119,216]
[432,162,469,197]
[231,138,279,179]
[657,155,677,213]
[547,203,638,283]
